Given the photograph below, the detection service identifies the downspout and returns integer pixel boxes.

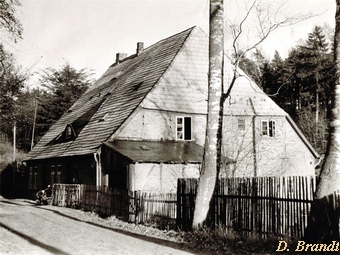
[94,147,102,186]
[249,98,257,177]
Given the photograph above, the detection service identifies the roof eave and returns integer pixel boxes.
[285,115,320,158]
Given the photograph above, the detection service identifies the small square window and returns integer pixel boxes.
[238,119,245,130]
[261,120,275,137]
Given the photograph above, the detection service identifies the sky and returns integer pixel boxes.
[1,0,335,87]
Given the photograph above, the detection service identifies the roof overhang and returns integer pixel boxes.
[103,140,204,164]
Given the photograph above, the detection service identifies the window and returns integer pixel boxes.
[33,166,38,189]
[29,167,33,189]
[176,117,192,140]
[238,119,245,130]
[51,165,55,184]
[57,165,61,183]
[65,126,72,139]
[261,120,276,137]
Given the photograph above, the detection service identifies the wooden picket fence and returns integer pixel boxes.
[130,192,177,229]
[177,176,316,238]
[51,176,340,238]
[51,184,177,227]
[51,184,82,208]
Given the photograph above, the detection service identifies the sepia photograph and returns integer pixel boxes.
[0,0,338,254]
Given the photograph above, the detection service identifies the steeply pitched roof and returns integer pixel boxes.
[26,27,195,160]
[25,26,317,161]
[223,65,287,116]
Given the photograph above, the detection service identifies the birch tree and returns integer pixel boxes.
[305,0,340,242]
[192,0,315,228]
[316,0,340,199]
[192,0,224,229]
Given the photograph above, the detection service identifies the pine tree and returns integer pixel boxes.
[305,1,340,242]
[34,64,93,143]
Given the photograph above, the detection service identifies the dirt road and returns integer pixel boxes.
[0,196,196,255]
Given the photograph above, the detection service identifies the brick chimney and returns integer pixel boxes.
[136,42,144,55]
[116,53,127,65]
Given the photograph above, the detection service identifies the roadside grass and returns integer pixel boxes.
[34,204,340,255]
[178,227,340,254]
[179,227,279,254]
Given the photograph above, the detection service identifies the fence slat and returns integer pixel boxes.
[177,176,316,238]
[51,175,340,239]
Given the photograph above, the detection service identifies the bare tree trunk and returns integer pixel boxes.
[315,81,319,127]
[305,0,340,242]
[192,0,224,229]
[317,1,340,199]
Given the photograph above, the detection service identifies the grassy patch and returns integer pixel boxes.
[178,227,329,255]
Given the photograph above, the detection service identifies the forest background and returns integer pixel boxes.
[0,3,334,171]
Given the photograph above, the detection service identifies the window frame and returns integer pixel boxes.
[33,166,38,189]
[176,116,192,141]
[238,119,245,135]
[29,167,33,189]
[56,165,61,183]
[261,120,276,137]
[51,165,56,184]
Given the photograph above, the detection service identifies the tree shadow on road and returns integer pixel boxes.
[0,199,36,206]
[34,205,200,255]
[0,222,70,255]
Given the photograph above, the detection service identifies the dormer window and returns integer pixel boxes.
[176,116,192,140]
[49,101,103,145]
[66,126,72,139]
[64,124,76,140]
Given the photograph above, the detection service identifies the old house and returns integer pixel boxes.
[24,26,319,196]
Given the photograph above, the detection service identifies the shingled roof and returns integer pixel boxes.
[26,27,195,160]
[25,26,317,161]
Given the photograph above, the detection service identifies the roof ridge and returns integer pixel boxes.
[142,26,197,52]
[108,26,196,141]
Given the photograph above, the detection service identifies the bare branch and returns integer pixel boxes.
[267,69,296,97]
[227,0,318,62]
[231,0,257,60]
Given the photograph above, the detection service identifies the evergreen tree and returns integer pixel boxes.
[0,43,27,141]
[238,49,267,88]
[0,0,23,42]
[305,1,340,242]
[297,26,332,120]
[34,64,93,144]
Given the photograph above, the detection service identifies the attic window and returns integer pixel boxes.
[65,124,76,140]
[261,120,276,137]
[133,82,143,91]
[176,117,192,140]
